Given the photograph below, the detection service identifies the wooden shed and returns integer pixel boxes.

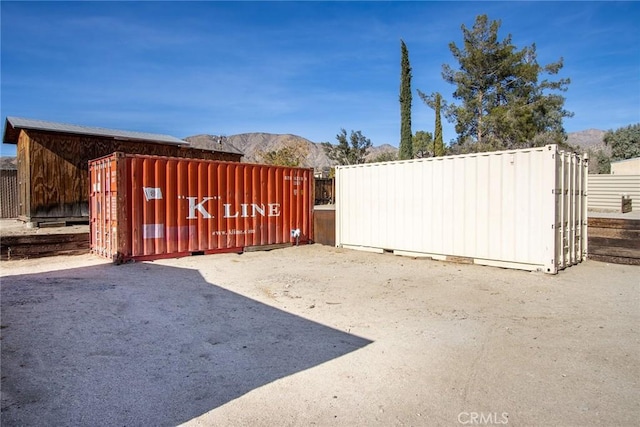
[2,117,244,226]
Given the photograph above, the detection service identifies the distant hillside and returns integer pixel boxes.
[206,129,608,168]
[185,132,399,169]
[227,133,328,167]
[0,129,608,171]
[0,157,17,170]
[566,129,608,154]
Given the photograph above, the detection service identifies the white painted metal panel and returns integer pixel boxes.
[336,145,587,274]
[587,175,640,211]
[611,158,640,175]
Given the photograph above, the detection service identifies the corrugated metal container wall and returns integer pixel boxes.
[587,175,640,211]
[90,153,313,262]
[336,145,587,274]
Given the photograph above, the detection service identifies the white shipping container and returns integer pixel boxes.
[336,145,587,274]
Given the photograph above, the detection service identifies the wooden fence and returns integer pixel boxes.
[315,178,334,205]
[0,169,18,218]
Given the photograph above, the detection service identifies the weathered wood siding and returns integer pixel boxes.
[0,233,90,260]
[18,129,242,223]
[313,206,335,246]
[17,130,30,219]
[0,169,18,218]
[588,217,640,265]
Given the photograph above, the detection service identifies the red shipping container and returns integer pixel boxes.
[89,152,314,262]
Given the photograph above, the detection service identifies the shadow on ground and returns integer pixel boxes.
[0,262,371,426]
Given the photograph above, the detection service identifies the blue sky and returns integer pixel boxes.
[1,1,639,157]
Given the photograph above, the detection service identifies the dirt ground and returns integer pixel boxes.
[1,245,638,426]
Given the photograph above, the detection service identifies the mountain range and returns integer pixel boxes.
[185,133,397,169]
[566,129,608,153]
[186,129,608,169]
[0,130,608,170]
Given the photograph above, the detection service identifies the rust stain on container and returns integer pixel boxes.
[90,152,314,262]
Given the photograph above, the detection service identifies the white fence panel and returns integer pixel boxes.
[587,175,640,211]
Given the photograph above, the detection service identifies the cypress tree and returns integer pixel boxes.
[417,90,447,156]
[433,93,445,156]
[399,39,413,160]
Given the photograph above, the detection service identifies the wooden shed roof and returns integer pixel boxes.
[3,117,245,156]
[3,117,189,147]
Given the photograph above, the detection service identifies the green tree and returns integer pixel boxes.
[604,123,640,161]
[257,138,309,167]
[399,39,413,160]
[259,147,301,167]
[443,14,572,151]
[588,149,611,174]
[413,130,433,158]
[417,91,446,156]
[322,129,372,165]
[368,151,398,163]
[433,93,445,156]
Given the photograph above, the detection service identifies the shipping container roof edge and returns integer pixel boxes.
[334,144,583,170]
[91,151,314,172]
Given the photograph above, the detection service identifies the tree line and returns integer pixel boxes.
[589,124,640,174]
